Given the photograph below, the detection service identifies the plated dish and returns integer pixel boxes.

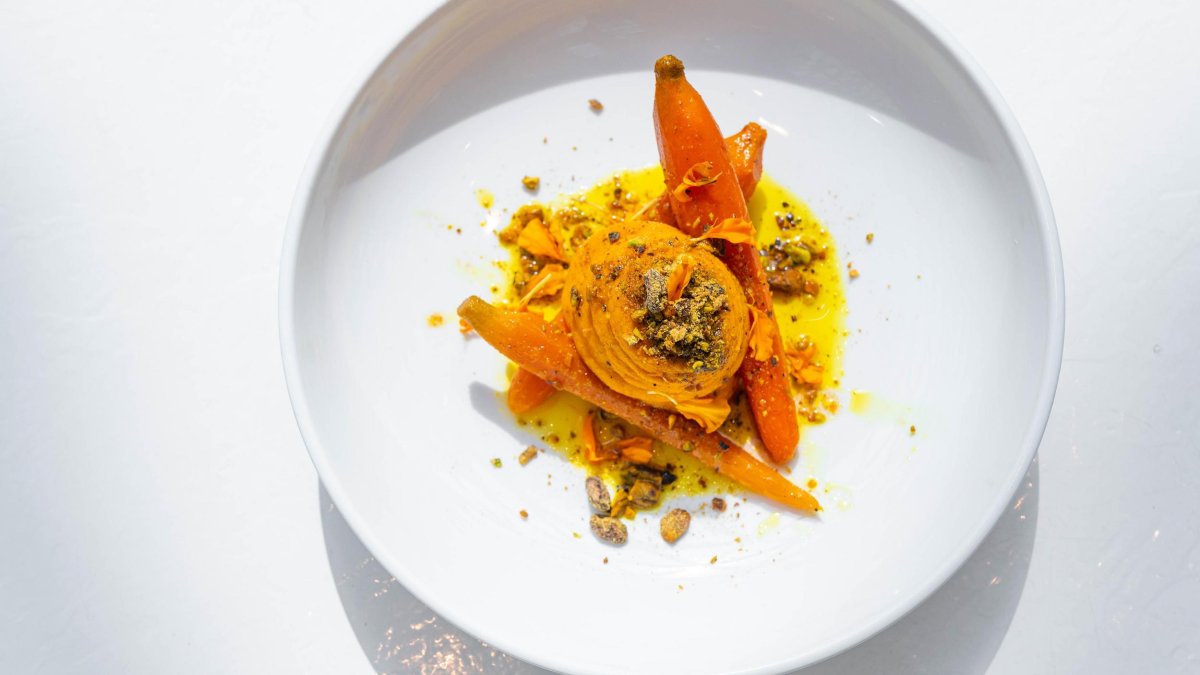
[459,55,846,544]
[280,1,1062,672]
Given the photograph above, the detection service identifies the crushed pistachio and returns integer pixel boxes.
[589,515,628,545]
[628,479,661,509]
[609,489,629,520]
[490,458,502,468]
[659,508,691,543]
[586,476,612,515]
[637,266,730,371]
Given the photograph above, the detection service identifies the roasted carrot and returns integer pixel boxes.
[459,296,819,512]
[653,54,800,464]
[642,122,767,225]
[727,122,767,199]
[506,367,557,414]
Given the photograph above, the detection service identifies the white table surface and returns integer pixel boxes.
[2,0,1197,673]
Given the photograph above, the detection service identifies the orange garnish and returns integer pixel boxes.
[516,264,566,308]
[748,306,775,361]
[673,395,732,433]
[784,341,822,384]
[800,364,824,385]
[693,217,755,245]
[582,411,616,463]
[616,437,655,464]
[672,161,721,203]
[517,218,566,261]
[665,255,695,303]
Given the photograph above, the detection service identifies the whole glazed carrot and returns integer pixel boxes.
[653,54,800,464]
[643,122,767,225]
[459,296,820,512]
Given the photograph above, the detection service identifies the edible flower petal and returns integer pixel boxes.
[616,437,655,464]
[671,161,721,203]
[665,255,695,303]
[693,217,755,245]
[748,306,775,361]
[517,217,567,261]
[516,264,566,308]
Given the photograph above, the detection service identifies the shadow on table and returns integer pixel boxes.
[319,459,1039,674]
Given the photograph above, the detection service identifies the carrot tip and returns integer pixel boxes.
[655,54,684,80]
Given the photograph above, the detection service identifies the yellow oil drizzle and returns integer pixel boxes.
[757,512,782,536]
[749,175,846,392]
[475,188,494,209]
[849,389,914,422]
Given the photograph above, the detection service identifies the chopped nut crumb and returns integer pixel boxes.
[711,497,727,512]
[518,445,538,465]
[603,557,608,564]
[709,555,718,564]
[519,509,528,519]
[588,98,604,111]
[490,458,502,468]
[628,479,661,509]
[586,476,612,515]
[849,268,860,279]
[609,489,629,520]
[910,425,917,435]
[522,175,540,191]
[589,515,628,545]
[866,232,875,244]
[572,532,581,539]
[660,508,691,543]
[426,313,444,327]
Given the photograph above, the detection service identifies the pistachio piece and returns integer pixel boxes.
[589,515,628,545]
[585,476,612,515]
[628,479,661,509]
[518,446,538,465]
[660,508,691,543]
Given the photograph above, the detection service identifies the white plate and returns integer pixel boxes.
[279,1,1063,672]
